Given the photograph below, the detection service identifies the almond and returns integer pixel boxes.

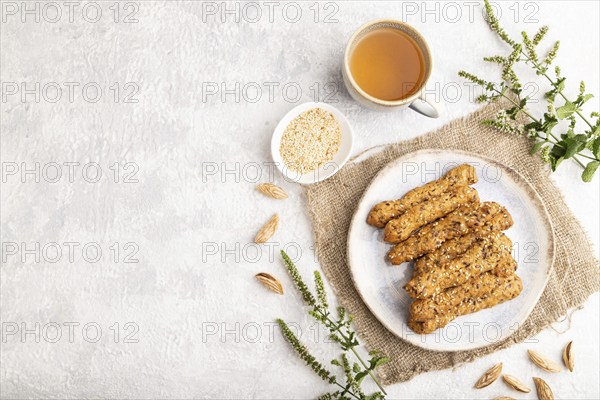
[474,362,502,389]
[528,350,562,373]
[255,272,284,295]
[502,374,531,393]
[255,214,279,243]
[493,397,516,400]
[562,341,574,372]
[256,183,288,199]
[533,377,554,400]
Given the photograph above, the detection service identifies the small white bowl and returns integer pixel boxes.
[271,102,354,185]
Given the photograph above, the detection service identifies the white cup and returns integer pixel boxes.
[342,19,439,118]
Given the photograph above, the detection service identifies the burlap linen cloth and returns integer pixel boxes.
[304,102,600,385]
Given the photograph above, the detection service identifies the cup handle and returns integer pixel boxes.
[409,95,440,118]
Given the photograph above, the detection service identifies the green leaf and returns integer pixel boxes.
[592,137,600,159]
[368,356,390,370]
[541,113,558,133]
[579,93,594,105]
[564,141,584,159]
[550,142,566,157]
[555,77,566,91]
[556,102,577,119]
[561,137,586,159]
[353,363,361,373]
[542,122,558,134]
[545,89,557,102]
[549,145,566,171]
[355,371,368,384]
[519,98,527,108]
[586,139,595,150]
[530,141,546,155]
[551,156,564,171]
[506,106,517,119]
[524,122,539,131]
[373,357,390,368]
[582,161,600,182]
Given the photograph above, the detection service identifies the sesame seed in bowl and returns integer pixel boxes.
[271,102,354,184]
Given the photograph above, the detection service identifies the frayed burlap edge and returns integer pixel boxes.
[304,101,600,385]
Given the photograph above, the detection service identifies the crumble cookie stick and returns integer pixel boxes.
[388,202,513,265]
[408,313,453,335]
[383,185,479,243]
[414,231,513,275]
[404,235,516,299]
[414,231,484,274]
[367,164,477,228]
[405,249,516,299]
[410,272,509,321]
[408,275,523,334]
[479,206,514,232]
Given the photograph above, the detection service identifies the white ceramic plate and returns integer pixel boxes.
[347,149,555,352]
[271,102,353,184]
